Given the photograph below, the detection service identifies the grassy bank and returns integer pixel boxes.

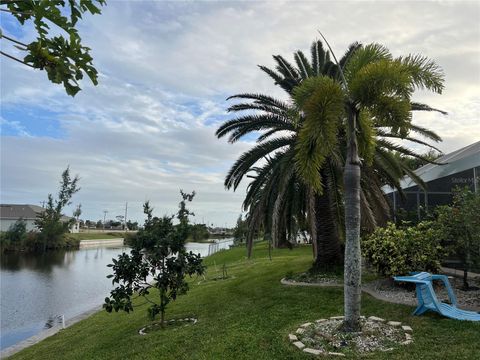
[10,243,479,360]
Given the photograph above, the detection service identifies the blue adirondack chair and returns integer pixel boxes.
[393,272,480,321]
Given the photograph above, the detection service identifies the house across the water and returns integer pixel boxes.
[0,204,79,233]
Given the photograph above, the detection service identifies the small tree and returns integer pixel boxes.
[73,204,82,221]
[436,187,480,289]
[126,220,139,231]
[190,224,209,241]
[233,215,248,244]
[35,167,80,251]
[104,191,204,326]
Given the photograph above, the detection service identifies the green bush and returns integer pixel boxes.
[1,220,28,252]
[362,221,445,277]
[435,187,480,288]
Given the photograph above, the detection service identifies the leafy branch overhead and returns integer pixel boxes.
[0,0,106,96]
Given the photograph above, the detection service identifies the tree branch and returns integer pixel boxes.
[0,32,28,47]
[0,8,34,16]
[0,50,34,67]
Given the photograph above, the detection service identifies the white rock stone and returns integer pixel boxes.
[402,325,413,332]
[360,316,366,320]
[315,319,327,323]
[288,334,298,341]
[387,321,402,327]
[381,348,394,352]
[368,316,385,322]
[301,322,313,328]
[330,316,344,320]
[296,328,305,334]
[405,333,413,341]
[293,341,305,349]
[401,340,413,345]
[303,348,323,355]
[328,352,346,357]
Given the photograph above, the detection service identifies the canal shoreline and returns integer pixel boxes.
[0,305,102,359]
[1,239,234,358]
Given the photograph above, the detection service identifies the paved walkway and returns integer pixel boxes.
[281,278,480,312]
[440,267,480,279]
[281,278,414,307]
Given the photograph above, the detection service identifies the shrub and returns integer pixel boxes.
[435,187,480,289]
[1,220,27,252]
[362,221,445,277]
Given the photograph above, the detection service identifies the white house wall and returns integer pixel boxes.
[0,219,38,232]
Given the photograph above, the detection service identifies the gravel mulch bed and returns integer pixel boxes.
[363,276,480,310]
[289,316,412,356]
[284,272,342,285]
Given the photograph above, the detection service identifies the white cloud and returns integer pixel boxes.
[1,0,479,225]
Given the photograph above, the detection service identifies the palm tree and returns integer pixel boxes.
[294,42,444,331]
[217,40,444,268]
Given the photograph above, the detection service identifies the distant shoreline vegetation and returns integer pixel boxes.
[0,224,81,253]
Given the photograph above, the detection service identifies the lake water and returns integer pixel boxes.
[0,239,233,350]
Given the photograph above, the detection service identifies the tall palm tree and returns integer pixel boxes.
[294,43,444,331]
[217,40,444,268]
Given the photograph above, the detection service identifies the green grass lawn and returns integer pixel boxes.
[10,243,479,360]
[66,232,125,241]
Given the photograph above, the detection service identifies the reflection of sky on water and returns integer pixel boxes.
[0,246,129,350]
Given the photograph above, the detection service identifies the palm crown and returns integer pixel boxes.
[216,40,445,261]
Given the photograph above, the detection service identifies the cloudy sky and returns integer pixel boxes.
[1,0,479,226]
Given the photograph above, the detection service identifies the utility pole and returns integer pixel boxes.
[124,202,128,231]
[103,210,108,231]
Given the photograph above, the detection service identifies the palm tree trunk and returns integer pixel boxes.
[343,108,362,332]
[312,189,343,270]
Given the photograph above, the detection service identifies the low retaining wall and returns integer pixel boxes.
[79,238,124,248]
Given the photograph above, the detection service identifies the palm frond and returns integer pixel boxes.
[227,93,290,111]
[294,77,344,192]
[411,102,447,115]
[409,124,442,142]
[377,139,443,164]
[396,54,445,94]
[225,136,294,190]
[344,43,392,83]
[377,129,442,152]
[258,66,293,93]
[294,50,313,79]
[273,55,300,84]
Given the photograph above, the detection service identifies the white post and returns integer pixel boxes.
[62,314,65,329]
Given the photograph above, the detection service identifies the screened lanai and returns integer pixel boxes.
[384,141,480,221]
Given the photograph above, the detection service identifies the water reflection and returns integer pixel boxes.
[0,250,73,273]
[0,246,128,350]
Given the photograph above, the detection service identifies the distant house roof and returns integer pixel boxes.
[384,141,480,193]
[0,204,72,221]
